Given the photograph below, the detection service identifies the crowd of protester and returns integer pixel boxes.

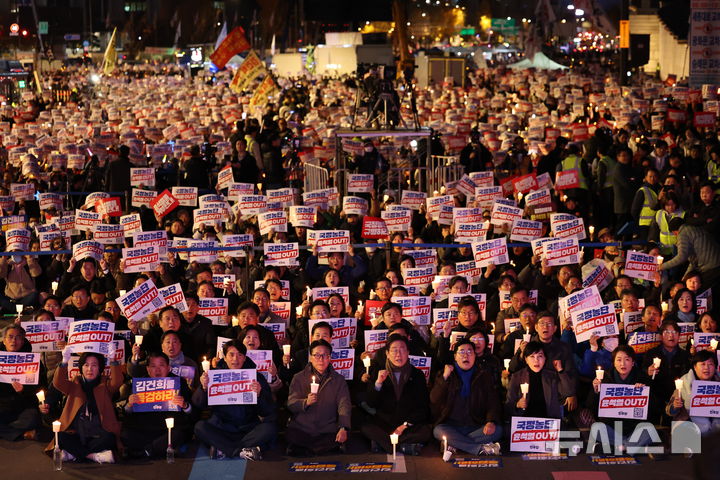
[0,61,719,466]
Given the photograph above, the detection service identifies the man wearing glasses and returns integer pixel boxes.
[285,339,351,456]
[642,320,691,423]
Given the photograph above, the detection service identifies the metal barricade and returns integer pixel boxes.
[304,161,329,192]
[385,166,430,199]
[333,168,349,196]
[429,155,464,194]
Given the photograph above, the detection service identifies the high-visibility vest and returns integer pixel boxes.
[561,155,588,190]
[638,186,658,226]
[656,209,685,248]
[708,161,720,183]
[599,155,617,189]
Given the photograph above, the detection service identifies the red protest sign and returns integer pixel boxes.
[150,189,179,218]
[210,27,250,69]
[555,169,580,190]
[694,112,716,128]
[97,197,123,217]
[361,216,389,239]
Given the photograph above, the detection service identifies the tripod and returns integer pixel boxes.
[365,92,405,130]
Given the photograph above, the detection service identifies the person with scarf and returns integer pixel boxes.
[430,339,503,459]
[128,330,200,391]
[361,335,431,456]
[46,351,123,463]
[285,339,351,456]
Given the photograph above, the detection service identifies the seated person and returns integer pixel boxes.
[505,341,574,419]
[47,350,122,463]
[666,350,720,436]
[193,340,276,460]
[286,339,351,456]
[430,339,503,458]
[498,303,538,359]
[361,335,432,455]
[587,345,653,452]
[224,302,282,366]
[129,331,200,391]
[0,325,45,441]
[122,352,193,458]
[239,325,284,392]
[141,307,193,360]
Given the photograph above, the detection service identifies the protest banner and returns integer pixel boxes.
[269,302,290,321]
[74,209,101,232]
[404,249,437,268]
[245,350,273,382]
[72,240,104,262]
[409,355,432,382]
[342,196,368,215]
[555,169,580,190]
[236,195,267,216]
[455,222,489,242]
[131,377,181,412]
[402,266,436,288]
[624,250,660,282]
[66,320,115,355]
[289,206,317,227]
[364,330,388,354]
[5,228,30,251]
[207,369,257,405]
[475,186,502,209]
[400,190,427,210]
[381,209,412,232]
[391,296,432,325]
[363,299,386,327]
[315,230,350,253]
[432,309,459,336]
[263,322,287,345]
[543,237,580,267]
[122,245,160,273]
[510,219,542,243]
[330,349,355,380]
[512,173,538,194]
[455,260,482,285]
[0,352,41,385]
[525,188,552,207]
[158,283,189,313]
[92,224,124,245]
[361,217,388,239]
[308,318,357,349]
[210,26,251,69]
[221,234,254,258]
[38,193,63,212]
[510,417,560,453]
[693,333,720,351]
[130,167,155,187]
[198,298,229,326]
[171,186,198,207]
[264,242,299,266]
[491,202,523,227]
[599,384,650,420]
[571,304,619,343]
[120,213,142,236]
[150,189,179,218]
[21,318,70,352]
[472,237,509,268]
[346,174,374,193]
[131,189,157,208]
[582,258,614,291]
[310,286,350,305]
[623,311,644,334]
[558,285,602,320]
[258,210,288,235]
[627,331,661,354]
[690,381,720,417]
[553,217,586,240]
[117,279,165,323]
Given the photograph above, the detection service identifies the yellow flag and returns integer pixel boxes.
[230,50,265,93]
[249,75,279,108]
[102,28,118,75]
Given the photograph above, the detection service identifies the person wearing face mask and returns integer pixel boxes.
[0,250,41,314]
[586,345,653,454]
[642,321,691,423]
[666,350,720,436]
[431,340,503,459]
[46,351,123,463]
[506,342,574,420]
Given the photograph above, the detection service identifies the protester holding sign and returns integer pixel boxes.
[430,340,502,458]
[122,352,193,458]
[0,253,41,312]
[47,351,122,463]
[0,325,45,441]
[286,339,351,456]
[666,350,720,436]
[193,340,275,460]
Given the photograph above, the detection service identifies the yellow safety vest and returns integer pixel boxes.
[599,155,617,190]
[561,155,588,190]
[656,209,685,249]
[708,161,720,183]
[638,186,658,226]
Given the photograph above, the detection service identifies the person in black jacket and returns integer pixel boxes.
[430,339,502,457]
[642,320,691,424]
[181,145,210,190]
[193,340,275,460]
[60,285,100,319]
[611,147,641,233]
[261,135,285,190]
[361,335,431,455]
[104,144,133,200]
[122,351,194,458]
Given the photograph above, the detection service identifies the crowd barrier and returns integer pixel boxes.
[304,161,329,193]
[0,241,645,257]
[428,155,464,194]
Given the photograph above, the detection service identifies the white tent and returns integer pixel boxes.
[508,52,568,70]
